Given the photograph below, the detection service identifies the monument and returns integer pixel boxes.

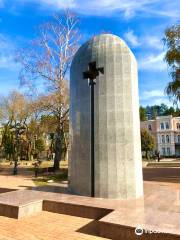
[69,34,143,199]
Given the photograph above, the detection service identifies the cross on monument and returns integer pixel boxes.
[83,61,104,197]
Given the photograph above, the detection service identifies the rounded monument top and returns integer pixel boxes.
[72,33,136,65]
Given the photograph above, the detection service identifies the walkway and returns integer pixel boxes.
[0,211,105,240]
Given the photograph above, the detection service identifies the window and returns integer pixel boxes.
[160,123,164,130]
[165,122,169,129]
[162,148,166,156]
[166,135,170,143]
[148,124,152,131]
[177,123,180,129]
[167,148,170,156]
[162,135,165,143]
[178,135,180,143]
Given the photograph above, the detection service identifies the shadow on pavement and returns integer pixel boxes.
[143,167,180,183]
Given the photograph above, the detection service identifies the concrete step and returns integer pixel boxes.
[0,190,43,219]
[43,200,112,220]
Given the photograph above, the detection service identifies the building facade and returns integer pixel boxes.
[141,115,180,157]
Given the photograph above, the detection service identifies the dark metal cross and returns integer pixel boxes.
[83,61,104,197]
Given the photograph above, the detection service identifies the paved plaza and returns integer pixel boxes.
[0,212,105,240]
[0,172,35,190]
[0,166,179,239]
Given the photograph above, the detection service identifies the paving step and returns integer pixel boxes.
[43,200,112,219]
[0,190,43,219]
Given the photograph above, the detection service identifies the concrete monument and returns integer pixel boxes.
[69,34,143,199]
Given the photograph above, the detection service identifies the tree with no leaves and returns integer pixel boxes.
[17,10,80,170]
[0,91,31,127]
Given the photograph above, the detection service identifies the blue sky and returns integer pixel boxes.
[0,0,179,106]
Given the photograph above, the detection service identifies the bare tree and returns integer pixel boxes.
[17,10,80,170]
[0,91,30,127]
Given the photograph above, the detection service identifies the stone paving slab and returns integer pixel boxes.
[0,190,43,206]
[0,211,107,240]
[100,207,180,239]
[0,170,35,190]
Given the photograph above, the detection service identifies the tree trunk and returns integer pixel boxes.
[53,129,62,170]
[27,141,32,161]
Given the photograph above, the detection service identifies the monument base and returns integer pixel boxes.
[0,181,179,239]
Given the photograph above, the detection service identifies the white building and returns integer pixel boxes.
[141,115,180,157]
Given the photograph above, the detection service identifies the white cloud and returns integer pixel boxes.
[143,36,163,50]
[140,97,172,107]
[124,29,163,50]
[0,0,3,7]
[38,0,159,18]
[0,55,19,70]
[143,2,180,19]
[140,90,164,101]
[7,0,180,19]
[140,90,173,107]
[0,34,20,71]
[124,30,140,47]
[138,52,167,71]
[152,97,172,106]
[35,0,75,8]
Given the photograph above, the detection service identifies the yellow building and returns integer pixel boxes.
[141,115,180,157]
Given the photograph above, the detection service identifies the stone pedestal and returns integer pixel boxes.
[69,34,143,199]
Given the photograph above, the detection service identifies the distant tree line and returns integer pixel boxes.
[140,104,180,121]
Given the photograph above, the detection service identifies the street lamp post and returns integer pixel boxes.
[83,61,104,197]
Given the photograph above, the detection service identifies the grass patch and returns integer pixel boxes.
[32,168,68,186]
[47,169,68,182]
[33,178,48,186]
